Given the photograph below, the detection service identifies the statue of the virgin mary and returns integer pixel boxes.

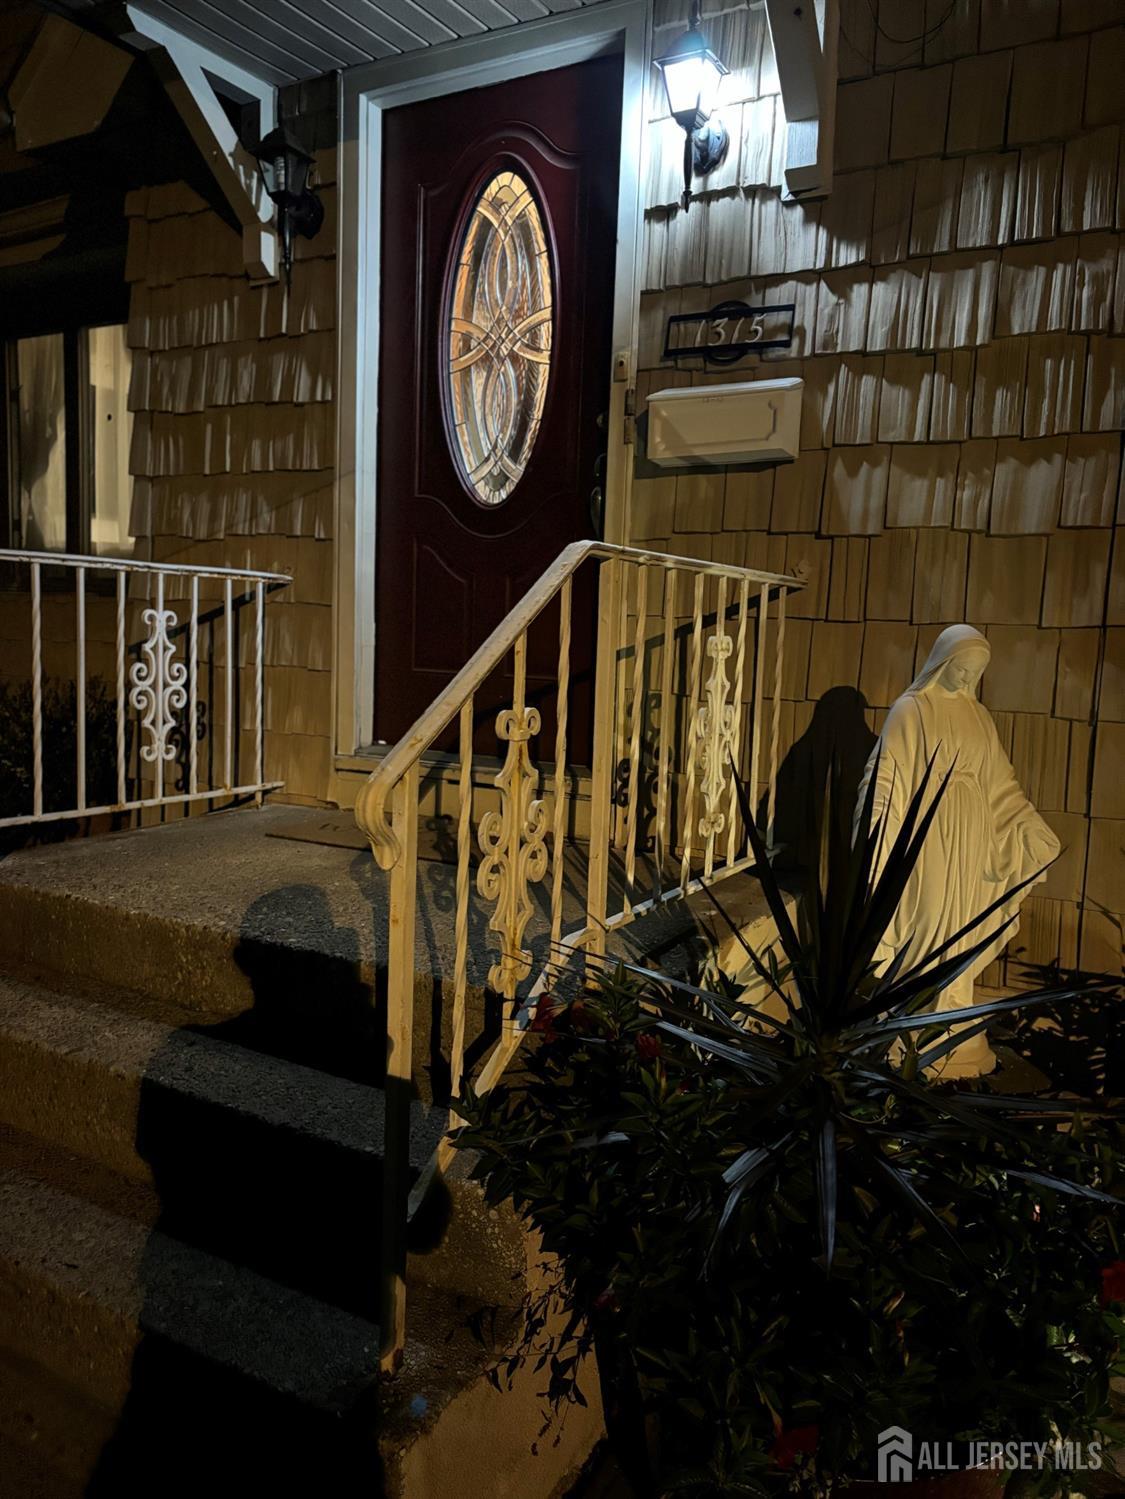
[855,625,1060,1077]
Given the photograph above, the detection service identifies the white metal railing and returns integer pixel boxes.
[0,550,292,828]
[354,540,803,1369]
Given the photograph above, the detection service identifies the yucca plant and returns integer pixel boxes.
[455,756,1124,1497]
[640,754,1121,1268]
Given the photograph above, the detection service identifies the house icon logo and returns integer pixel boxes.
[877,1426,913,1483]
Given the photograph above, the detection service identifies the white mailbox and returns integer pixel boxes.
[645,377,803,467]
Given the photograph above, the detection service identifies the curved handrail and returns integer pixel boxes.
[354,539,801,870]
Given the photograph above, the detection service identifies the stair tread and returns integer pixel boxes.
[0,1147,528,1483]
[0,1345,118,1499]
[0,970,448,1167]
[0,1166,381,1411]
[0,804,383,959]
[0,1122,157,1232]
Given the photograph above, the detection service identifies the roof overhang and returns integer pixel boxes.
[51,0,615,86]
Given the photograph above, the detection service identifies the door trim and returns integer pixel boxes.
[333,0,650,763]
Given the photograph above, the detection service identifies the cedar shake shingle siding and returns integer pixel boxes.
[633,0,1125,978]
[125,84,337,806]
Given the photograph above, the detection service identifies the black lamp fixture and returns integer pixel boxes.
[653,0,729,212]
[253,121,324,282]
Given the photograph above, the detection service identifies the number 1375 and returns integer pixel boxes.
[693,315,765,347]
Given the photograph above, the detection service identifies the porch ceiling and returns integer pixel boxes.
[54,0,615,86]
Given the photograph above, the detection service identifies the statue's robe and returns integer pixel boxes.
[856,681,1059,1074]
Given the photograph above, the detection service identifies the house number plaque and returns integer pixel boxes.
[663,300,796,364]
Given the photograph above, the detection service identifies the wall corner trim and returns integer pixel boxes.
[763,0,838,200]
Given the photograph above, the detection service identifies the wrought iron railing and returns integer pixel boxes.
[354,540,804,1369]
[0,549,292,828]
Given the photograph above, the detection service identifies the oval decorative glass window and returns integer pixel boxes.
[446,171,553,506]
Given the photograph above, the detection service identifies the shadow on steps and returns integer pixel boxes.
[88,1339,386,1496]
[87,883,401,1494]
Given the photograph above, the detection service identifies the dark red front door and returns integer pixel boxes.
[375,53,622,749]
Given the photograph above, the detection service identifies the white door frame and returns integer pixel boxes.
[332,0,650,762]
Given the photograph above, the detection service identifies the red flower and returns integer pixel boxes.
[1100,1260,1125,1306]
[771,1425,820,1471]
[635,1031,663,1060]
[530,996,556,1034]
[592,1287,619,1315]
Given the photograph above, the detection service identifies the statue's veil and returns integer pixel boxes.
[906,624,991,697]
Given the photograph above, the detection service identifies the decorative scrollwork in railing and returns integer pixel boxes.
[614,685,661,856]
[170,700,208,794]
[476,704,550,999]
[129,606,187,763]
[694,630,736,841]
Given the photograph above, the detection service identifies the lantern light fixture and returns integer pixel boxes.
[253,122,324,282]
[653,0,729,211]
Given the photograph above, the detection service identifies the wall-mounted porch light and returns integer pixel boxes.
[653,0,729,212]
[253,123,324,283]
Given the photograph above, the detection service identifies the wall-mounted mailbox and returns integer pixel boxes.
[645,377,803,467]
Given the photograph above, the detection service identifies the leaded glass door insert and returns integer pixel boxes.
[446,171,553,506]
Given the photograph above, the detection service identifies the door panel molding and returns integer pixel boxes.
[334,0,649,758]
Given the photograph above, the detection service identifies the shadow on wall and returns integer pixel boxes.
[764,687,878,879]
[88,885,390,1495]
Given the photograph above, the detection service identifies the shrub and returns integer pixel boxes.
[0,677,122,823]
[455,760,1124,1496]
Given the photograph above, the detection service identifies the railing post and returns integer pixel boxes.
[154,571,166,805]
[767,585,786,850]
[381,760,419,1374]
[189,575,199,798]
[550,583,572,953]
[726,576,750,867]
[254,579,265,805]
[678,572,705,892]
[748,582,769,843]
[116,571,127,808]
[76,566,86,814]
[586,557,621,960]
[654,567,676,893]
[30,561,43,820]
[223,576,234,792]
[622,562,648,915]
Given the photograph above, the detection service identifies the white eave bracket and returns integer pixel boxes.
[763,0,838,201]
[124,5,279,279]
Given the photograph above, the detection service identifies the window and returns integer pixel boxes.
[445,171,553,507]
[3,323,134,558]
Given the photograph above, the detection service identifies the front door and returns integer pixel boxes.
[374,53,622,750]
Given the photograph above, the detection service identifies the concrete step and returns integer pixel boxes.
[0,805,782,1086]
[0,1346,125,1499]
[0,1164,387,1488]
[0,1149,599,1499]
[0,804,393,1021]
[0,806,505,1108]
[0,977,528,1314]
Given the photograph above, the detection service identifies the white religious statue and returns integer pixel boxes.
[855,625,1060,1078]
